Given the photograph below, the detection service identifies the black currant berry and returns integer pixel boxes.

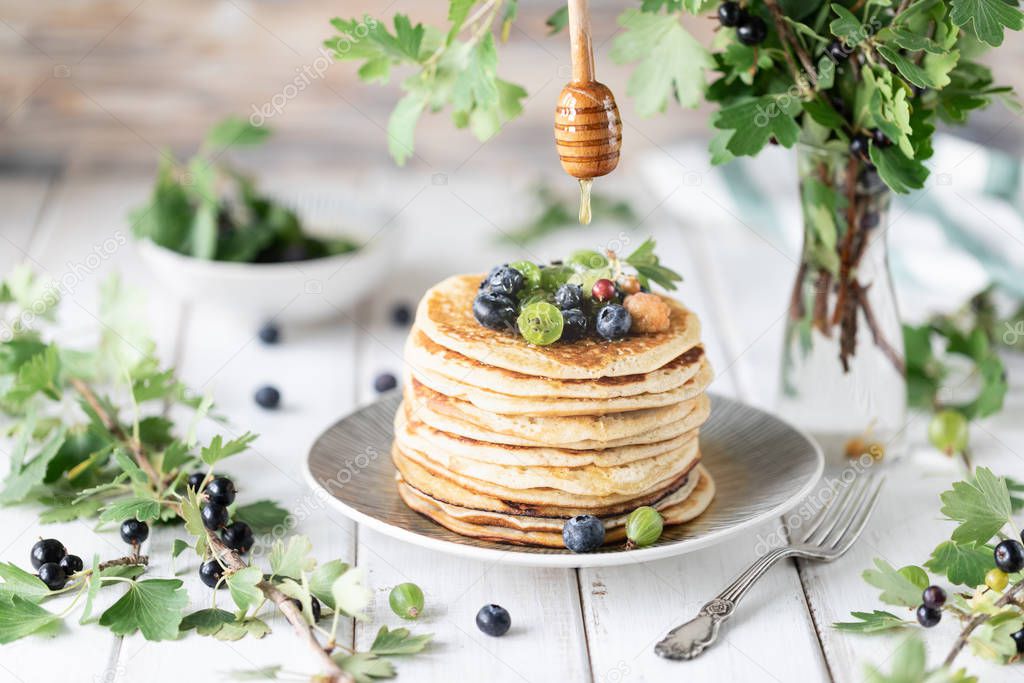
[826,41,848,61]
[201,503,229,530]
[30,538,66,570]
[120,519,150,545]
[37,562,67,591]
[717,1,744,27]
[59,554,84,575]
[288,597,323,622]
[849,134,870,162]
[187,471,207,492]
[391,303,412,327]
[1012,628,1024,654]
[205,477,236,506]
[199,560,225,589]
[871,129,891,147]
[736,15,767,46]
[254,385,281,409]
[994,539,1024,573]
[916,605,941,627]
[258,322,281,345]
[921,585,946,609]
[221,521,255,553]
[374,373,398,393]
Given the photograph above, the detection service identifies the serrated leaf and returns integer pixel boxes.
[180,607,235,636]
[0,592,61,643]
[227,566,263,612]
[0,562,50,602]
[713,95,801,158]
[940,467,1012,545]
[950,0,1023,46]
[868,145,928,195]
[79,554,102,624]
[0,427,67,504]
[269,536,315,579]
[833,610,910,633]
[830,4,863,42]
[332,566,372,619]
[334,653,395,683]
[200,432,257,466]
[925,541,993,587]
[98,497,162,523]
[171,539,190,560]
[370,625,433,655]
[309,559,349,610]
[969,610,1024,662]
[204,117,271,150]
[233,500,289,533]
[181,487,208,557]
[5,345,62,405]
[98,578,188,641]
[862,558,925,607]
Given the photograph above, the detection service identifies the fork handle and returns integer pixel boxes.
[654,546,795,660]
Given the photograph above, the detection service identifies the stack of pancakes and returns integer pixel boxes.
[393,274,716,548]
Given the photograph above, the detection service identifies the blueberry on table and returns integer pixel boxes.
[30,538,66,569]
[485,266,524,297]
[736,15,767,46]
[473,292,517,331]
[187,471,207,492]
[201,502,229,530]
[994,539,1024,573]
[391,303,413,327]
[554,284,584,311]
[921,585,946,609]
[374,372,398,393]
[59,554,84,575]
[222,521,255,553]
[258,322,280,344]
[717,1,744,27]
[563,515,606,553]
[476,604,511,637]
[596,304,632,341]
[560,309,589,342]
[254,385,281,409]
[37,562,67,591]
[916,604,941,627]
[206,477,237,506]
[199,560,225,589]
[120,519,149,545]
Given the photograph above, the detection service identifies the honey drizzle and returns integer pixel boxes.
[578,178,593,225]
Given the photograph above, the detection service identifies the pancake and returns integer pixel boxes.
[396,424,701,496]
[406,328,707,399]
[396,409,699,468]
[405,394,711,450]
[407,355,714,416]
[407,379,707,446]
[396,465,716,547]
[392,443,700,517]
[416,274,702,379]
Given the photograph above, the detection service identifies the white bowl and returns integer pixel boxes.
[136,232,389,325]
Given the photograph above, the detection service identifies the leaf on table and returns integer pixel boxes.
[98,578,188,641]
[0,427,67,505]
[201,432,258,466]
[833,610,910,634]
[334,653,396,683]
[214,616,271,641]
[171,539,190,561]
[940,467,1012,545]
[39,497,103,524]
[0,592,61,643]
[309,559,350,610]
[862,636,928,683]
[226,666,284,681]
[180,608,235,636]
[227,566,264,613]
[233,500,290,533]
[862,558,927,607]
[924,541,993,587]
[79,554,102,624]
[331,566,372,619]
[370,625,433,655]
[98,497,162,523]
[0,562,51,603]
[269,536,315,580]
[611,9,711,115]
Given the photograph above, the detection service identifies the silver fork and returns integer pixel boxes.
[654,471,885,660]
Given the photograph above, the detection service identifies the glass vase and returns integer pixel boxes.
[777,145,907,462]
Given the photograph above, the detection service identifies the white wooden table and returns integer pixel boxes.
[1,167,1021,683]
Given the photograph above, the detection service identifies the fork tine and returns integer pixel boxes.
[801,474,866,545]
[829,474,885,552]
[819,473,879,548]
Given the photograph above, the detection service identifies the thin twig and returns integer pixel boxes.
[944,581,1024,667]
[763,0,819,90]
[860,292,906,375]
[98,555,149,570]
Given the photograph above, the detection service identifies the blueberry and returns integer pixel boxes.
[826,40,848,61]
[921,585,946,609]
[717,1,744,27]
[562,515,605,553]
[199,560,225,589]
[485,266,524,296]
[30,539,66,569]
[222,521,255,553]
[736,15,767,46]
[59,554,84,575]
[391,303,413,327]
[476,604,511,637]
[120,519,149,545]
[254,385,281,409]
[206,477,236,506]
[187,471,206,492]
[473,292,517,331]
[560,309,589,342]
[479,264,506,291]
[994,539,1024,573]
[1013,628,1024,654]
[850,134,870,161]
[554,284,584,311]
[374,372,398,393]
[916,604,941,627]
[37,562,67,591]
[202,502,229,530]
[258,322,280,344]
[595,305,632,341]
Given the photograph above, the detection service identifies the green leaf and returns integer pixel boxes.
[862,558,926,607]
[829,4,863,43]
[545,6,568,34]
[227,666,284,680]
[833,610,910,633]
[180,608,235,636]
[0,562,51,602]
[925,541,993,587]
[0,592,61,643]
[334,653,396,683]
[950,0,1024,46]
[611,9,711,115]
[370,625,433,655]
[713,95,802,158]
[181,487,208,557]
[233,499,289,533]
[204,117,270,150]
[171,539,190,560]
[112,448,149,485]
[623,238,683,291]
[269,536,315,580]
[79,554,102,624]
[862,636,927,683]
[309,559,350,610]
[940,467,1013,545]
[5,345,62,405]
[227,566,263,612]
[331,566,372,619]
[385,93,425,166]
[0,427,67,504]
[868,145,928,195]
[98,578,188,641]
[200,432,257,466]
[876,45,958,90]
[98,497,162,523]
[970,610,1024,662]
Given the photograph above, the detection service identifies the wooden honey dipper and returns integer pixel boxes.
[554,0,622,225]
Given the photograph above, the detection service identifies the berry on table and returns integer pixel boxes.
[595,304,632,341]
[201,502,229,530]
[389,582,426,619]
[736,15,767,46]
[59,554,84,575]
[850,134,870,161]
[591,278,616,303]
[554,284,584,311]
[258,322,280,344]
[486,266,525,297]
[717,1,744,27]
[986,568,1009,591]
[476,604,511,637]
[199,560,225,589]
[391,303,413,327]
[560,309,589,342]
[916,604,941,627]
[374,372,398,393]
[187,471,207,492]
[37,562,67,591]
[994,539,1024,573]
[120,519,150,545]
[563,515,606,553]
[221,521,255,553]
[30,538,66,569]
[473,292,518,331]
[205,477,237,506]
[254,385,281,409]
[921,585,946,609]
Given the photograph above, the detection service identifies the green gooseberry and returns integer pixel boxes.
[389,582,425,620]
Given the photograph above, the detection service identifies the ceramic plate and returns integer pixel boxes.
[305,393,824,568]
